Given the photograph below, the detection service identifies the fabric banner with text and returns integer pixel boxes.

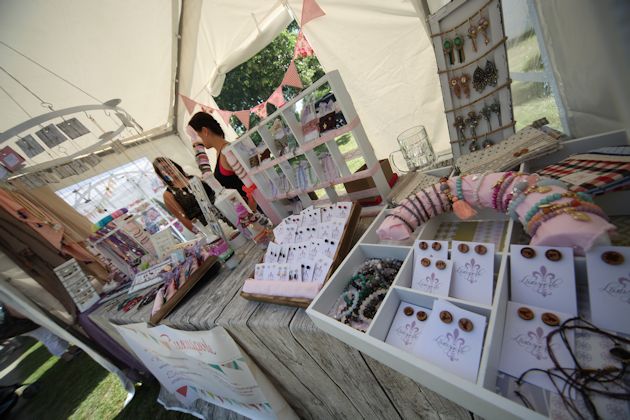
[114,323,296,420]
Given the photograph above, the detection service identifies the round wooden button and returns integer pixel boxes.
[419,241,429,250]
[439,310,453,324]
[458,243,470,253]
[545,249,562,262]
[520,247,536,259]
[435,260,447,270]
[458,318,474,332]
[474,244,487,255]
[416,311,428,321]
[403,306,414,316]
[421,258,431,267]
[432,242,442,251]
[517,307,534,321]
[541,312,560,327]
[601,251,624,266]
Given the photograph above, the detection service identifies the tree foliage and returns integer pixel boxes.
[214,22,325,132]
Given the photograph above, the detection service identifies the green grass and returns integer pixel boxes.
[3,340,194,419]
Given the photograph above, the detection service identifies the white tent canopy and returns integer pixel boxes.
[1,0,629,173]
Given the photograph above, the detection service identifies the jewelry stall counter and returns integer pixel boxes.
[88,220,472,419]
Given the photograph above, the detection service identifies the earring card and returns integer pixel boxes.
[450,241,495,304]
[412,256,452,297]
[585,245,630,334]
[384,301,432,355]
[510,245,577,315]
[414,299,487,382]
[498,301,574,393]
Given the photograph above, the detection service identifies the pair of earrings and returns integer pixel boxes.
[458,243,488,255]
[450,73,471,99]
[520,247,562,261]
[517,307,560,327]
[480,101,502,130]
[403,306,428,321]
[440,311,474,332]
[467,16,490,52]
[443,34,466,65]
[473,61,499,93]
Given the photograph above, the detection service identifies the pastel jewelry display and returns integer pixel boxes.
[377,171,615,254]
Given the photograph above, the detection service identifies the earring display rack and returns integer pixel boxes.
[428,0,515,158]
[307,129,630,419]
[225,71,392,220]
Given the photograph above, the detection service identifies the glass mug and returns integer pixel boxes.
[389,125,436,172]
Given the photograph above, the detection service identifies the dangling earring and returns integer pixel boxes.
[459,74,471,98]
[467,19,478,52]
[484,60,498,87]
[450,77,461,98]
[453,34,465,63]
[478,17,490,45]
[443,38,454,66]
[473,66,486,93]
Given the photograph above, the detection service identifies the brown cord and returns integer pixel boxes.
[444,80,512,113]
[430,0,495,38]
[449,121,516,144]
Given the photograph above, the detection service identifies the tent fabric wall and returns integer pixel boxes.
[533,0,630,138]
[0,0,175,135]
[285,0,449,160]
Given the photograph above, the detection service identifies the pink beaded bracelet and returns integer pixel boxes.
[528,206,609,237]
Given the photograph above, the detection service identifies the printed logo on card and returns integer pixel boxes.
[435,329,470,362]
[418,273,441,294]
[600,274,630,304]
[395,321,421,346]
[455,258,483,284]
[520,265,563,298]
[513,326,548,361]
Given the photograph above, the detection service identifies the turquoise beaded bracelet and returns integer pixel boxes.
[523,191,594,224]
[456,177,465,201]
[507,178,574,221]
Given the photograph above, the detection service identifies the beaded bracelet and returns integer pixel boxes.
[528,206,608,237]
[526,200,605,232]
[496,172,521,212]
[357,289,387,322]
[456,177,465,201]
[432,184,448,213]
[492,172,514,210]
[440,176,477,219]
[472,171,490,207]
[523,192,594,224]
[410,194,430,222]
[387,213,414,232]
[407,196,428,223]
[439,177,456,205]
[506,178,570,220]
[421,188,439,216]
[399,202,421,226]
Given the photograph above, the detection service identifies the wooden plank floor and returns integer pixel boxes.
[90,217,471,419]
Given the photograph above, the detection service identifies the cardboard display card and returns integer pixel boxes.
[264,242,282,263]
[585,245,630,334]
[414,299,487,382]
[385,301,432,355]
[411,257,452,297]
[510,245,577,315]
[450,241,495,305]
[498,301,574,393]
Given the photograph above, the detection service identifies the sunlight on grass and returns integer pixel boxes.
[70,373,127,420]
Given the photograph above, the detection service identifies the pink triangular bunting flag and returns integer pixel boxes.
[301,0,326,26]
[233,110,251,130]
[294,30,315,59]
[251,102,268,119]
[176,386,188,397]
[201,105,215,114]
[267,86,286,108]
[217,109,233,126]
[180,95,198,114]
[281,60,303,89]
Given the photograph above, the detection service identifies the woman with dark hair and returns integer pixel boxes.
[188,112,247,200]
[152,157,216,232]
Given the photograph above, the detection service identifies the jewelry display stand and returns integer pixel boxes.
[225,71,392,220]
[428,0,515,158]
[307,128,630,419]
